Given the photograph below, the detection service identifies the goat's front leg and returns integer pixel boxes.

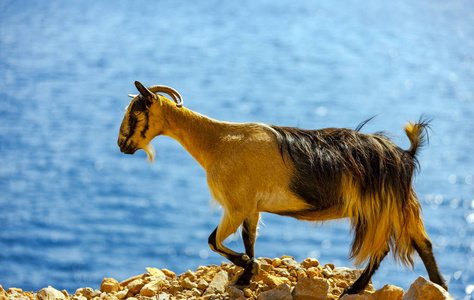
[208,213,260,286]
[239,212,260,284]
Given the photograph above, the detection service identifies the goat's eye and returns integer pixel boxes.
[134,110,142,116]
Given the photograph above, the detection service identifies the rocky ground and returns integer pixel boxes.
[1,256,453,300]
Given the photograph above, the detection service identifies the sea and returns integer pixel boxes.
[0,0,473,299]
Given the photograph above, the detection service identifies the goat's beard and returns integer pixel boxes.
[144,143,156,164]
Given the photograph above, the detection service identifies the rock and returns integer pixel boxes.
[161,269,176,279]
[257,283,292,300]
[5,290,30,300]
[197,279,209,291]
[258,270,292,289]
[75,287,101,299]
[37,286,66,300]
[272,258,282,267]
[292,277,329,300]
[0,285,7,300]
[203,270,228,296]
[127,279,145,294]
[140,280,164,296]
[119,274,146,288]
[341,284,405,300]
[368,284,403,300]
[243,288,253,298]
[332,267,364,281]
[181,278,198,290]
[226,285,244,298]
[100,278,120,293]
[403,276,452,300]
[115,289,128,299]
[282,257,299,268]
[158,294,170,300]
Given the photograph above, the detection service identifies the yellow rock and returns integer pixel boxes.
[0,286,8,300]
[257,271,291,289]
[100,278,120,293]
[140,280,164,297]
[127,279,145,294]
[292,277,329,300]
[37,286,66,300]
[403,276,452,300]
[373,285,404,300]
[161,269,176,279]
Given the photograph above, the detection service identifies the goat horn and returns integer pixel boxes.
[128,94,138,98]
[147,85,183,108]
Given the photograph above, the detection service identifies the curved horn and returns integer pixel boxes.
[147,85,184,107]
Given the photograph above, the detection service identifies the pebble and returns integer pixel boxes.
[37,286,66,300]
[3,259,454,300]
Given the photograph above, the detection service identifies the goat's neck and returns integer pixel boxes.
[158,102,221,169]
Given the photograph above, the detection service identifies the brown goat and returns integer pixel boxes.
[118,81,447,297]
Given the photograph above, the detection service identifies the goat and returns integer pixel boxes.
[117,81,447,297]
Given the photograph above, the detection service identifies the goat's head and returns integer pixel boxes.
[118,81,183,163]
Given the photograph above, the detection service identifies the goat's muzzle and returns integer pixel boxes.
[118,136,156,164]
[118,137,137,155]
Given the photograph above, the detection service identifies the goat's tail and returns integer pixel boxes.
[404,118,431,157]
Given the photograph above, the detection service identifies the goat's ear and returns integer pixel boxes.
[135,81,155,107]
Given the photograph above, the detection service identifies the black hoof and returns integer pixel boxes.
[340,285,363,298]
[235,271,253,287]
[234,258,259,287]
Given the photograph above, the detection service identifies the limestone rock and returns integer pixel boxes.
[203,270,228,296]
[115,289,128,299]
[403,276,452,300]
[281,257,299,268]
[197,279,209,291]
[140,280,164,297]
[257,271,291,289]
[5,290,30,300]
[373,284,404,300]
[37,286,66,300]
[119,274,146,288]
[127,279,145,294]
[0,285,7,300]
[226,285,244,299]
[100,278,120,293]
[75,287,101,299]
[272,258,282,267]
[332,267,364,281]
[181,278,198,290]
[257,283,292,300]
[161,269,176,279]
[292,277,330,300]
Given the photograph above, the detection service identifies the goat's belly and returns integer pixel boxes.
[257,189,345,221]
[271,206,344,221]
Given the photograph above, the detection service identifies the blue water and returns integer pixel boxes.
[0,0,473,298]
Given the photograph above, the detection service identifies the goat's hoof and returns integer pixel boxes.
[441,283,448,291]
[234,259,259,287]
[340,285,362,298]
[235,272,252,287]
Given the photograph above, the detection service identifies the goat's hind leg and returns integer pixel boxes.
[341,250,388,298]
[208,213,259,286]
[412,237,447,291]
